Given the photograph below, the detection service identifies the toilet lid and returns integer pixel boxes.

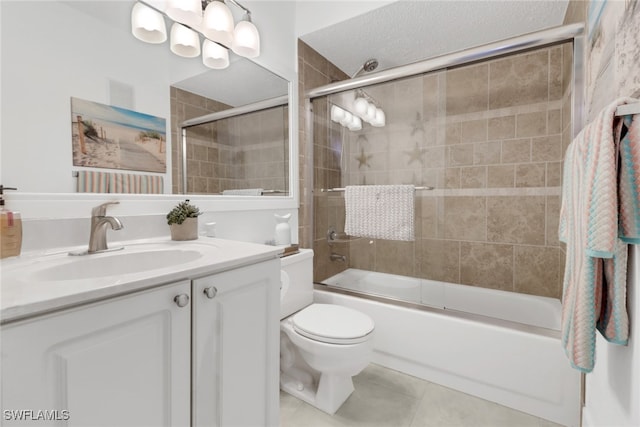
[292,304,374,344]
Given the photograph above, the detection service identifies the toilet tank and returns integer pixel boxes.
[280,249,314,319]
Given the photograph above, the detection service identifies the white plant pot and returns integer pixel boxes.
[170,217,198,241]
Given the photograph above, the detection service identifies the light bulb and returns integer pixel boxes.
[348,116,362,131]
[340,111,353,127]
[202,0,234,46]
[131,2,167,44]
[371,108,386,127]
[170,23,200,58]
[165,0,202,27]
[231,16,260,58]
[331,106,345,123]
[353,97,368,116]
[202,40,229,69]
[366,104,376,123]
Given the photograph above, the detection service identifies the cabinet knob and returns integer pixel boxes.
[174,293,190,307]
[203,286,218,299]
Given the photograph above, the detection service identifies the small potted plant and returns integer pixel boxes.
[167,199,201,241]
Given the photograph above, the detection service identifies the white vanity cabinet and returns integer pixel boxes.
[1,253,281,427]
[192,258,280,427]
[1,280,192,427]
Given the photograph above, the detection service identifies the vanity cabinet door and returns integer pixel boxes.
[192,259,280,427]
[1,281,191,427]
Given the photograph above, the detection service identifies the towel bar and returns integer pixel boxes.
[615,102,640,116]
[321,186,434,192]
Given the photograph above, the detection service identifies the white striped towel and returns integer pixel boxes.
[222,188,264,196]
[344,185,415,241]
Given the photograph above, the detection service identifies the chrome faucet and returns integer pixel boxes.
[330,253,347,263]
[70,202,124,255]
[88,201,123,253]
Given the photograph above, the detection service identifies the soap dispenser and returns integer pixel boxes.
[0,186,22,259]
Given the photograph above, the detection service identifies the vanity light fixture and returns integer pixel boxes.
[353,89,385,127]
[330,105,363,132]
[131,0,260,70]
[329,90,385,132]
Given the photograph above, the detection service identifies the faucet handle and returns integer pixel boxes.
[92,201,119,217]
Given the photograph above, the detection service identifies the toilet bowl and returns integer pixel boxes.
[280,303,374,414]
[279,250,375,415]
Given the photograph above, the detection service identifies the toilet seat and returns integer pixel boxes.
[292,304,374,344]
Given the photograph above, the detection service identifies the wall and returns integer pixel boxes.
[1,1,173,193]
[170,88,231,194]
[564,1,640,426]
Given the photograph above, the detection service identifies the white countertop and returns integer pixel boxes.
[1,237,283,324]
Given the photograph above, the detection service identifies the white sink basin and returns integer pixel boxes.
[31,249,203,281]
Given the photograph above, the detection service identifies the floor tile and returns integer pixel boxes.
[281,364,566,427]
[353,363,427,399]
[280,390,304,426]
[409,382,544,427]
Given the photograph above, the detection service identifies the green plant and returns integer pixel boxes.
[167,199,201,225]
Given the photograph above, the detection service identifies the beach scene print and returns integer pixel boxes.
[71,97,167,173]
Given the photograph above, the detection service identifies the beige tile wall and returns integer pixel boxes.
[297,40,350,280]
[171,88,288,194]
[170,87,230,194]
[313,42,573,299]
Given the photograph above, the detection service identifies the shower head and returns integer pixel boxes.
[351,59,379,78]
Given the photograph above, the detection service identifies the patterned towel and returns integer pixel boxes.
[344,185,415,241]
[559,97,637,372]
[76,171,164,194]
[618,114,640,243]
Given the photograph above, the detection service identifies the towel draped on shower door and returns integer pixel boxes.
[559,97,639,373]
[344,185,415,241]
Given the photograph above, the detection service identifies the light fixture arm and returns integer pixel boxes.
[355,89,381,109]
[202,0,252,17]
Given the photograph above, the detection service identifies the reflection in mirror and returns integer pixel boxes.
[179,98,289,196]
[0,0,291,198]
[169,63,289,196]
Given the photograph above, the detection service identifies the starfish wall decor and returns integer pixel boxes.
[410,112,425,136]
[404,142,427,166]
[355,147,373,169]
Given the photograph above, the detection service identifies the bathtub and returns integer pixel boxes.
[316,269,581,426]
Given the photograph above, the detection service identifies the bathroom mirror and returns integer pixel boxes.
[0,0,292,199]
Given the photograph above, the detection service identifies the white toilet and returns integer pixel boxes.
[280,249,375,414]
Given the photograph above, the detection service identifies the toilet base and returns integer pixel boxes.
[281,371,355,415]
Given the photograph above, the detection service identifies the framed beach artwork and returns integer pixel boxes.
[71,97,167,173]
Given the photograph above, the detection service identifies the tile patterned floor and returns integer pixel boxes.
[280,364,564,427]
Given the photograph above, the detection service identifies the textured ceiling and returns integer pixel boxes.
[300,0,569,77]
